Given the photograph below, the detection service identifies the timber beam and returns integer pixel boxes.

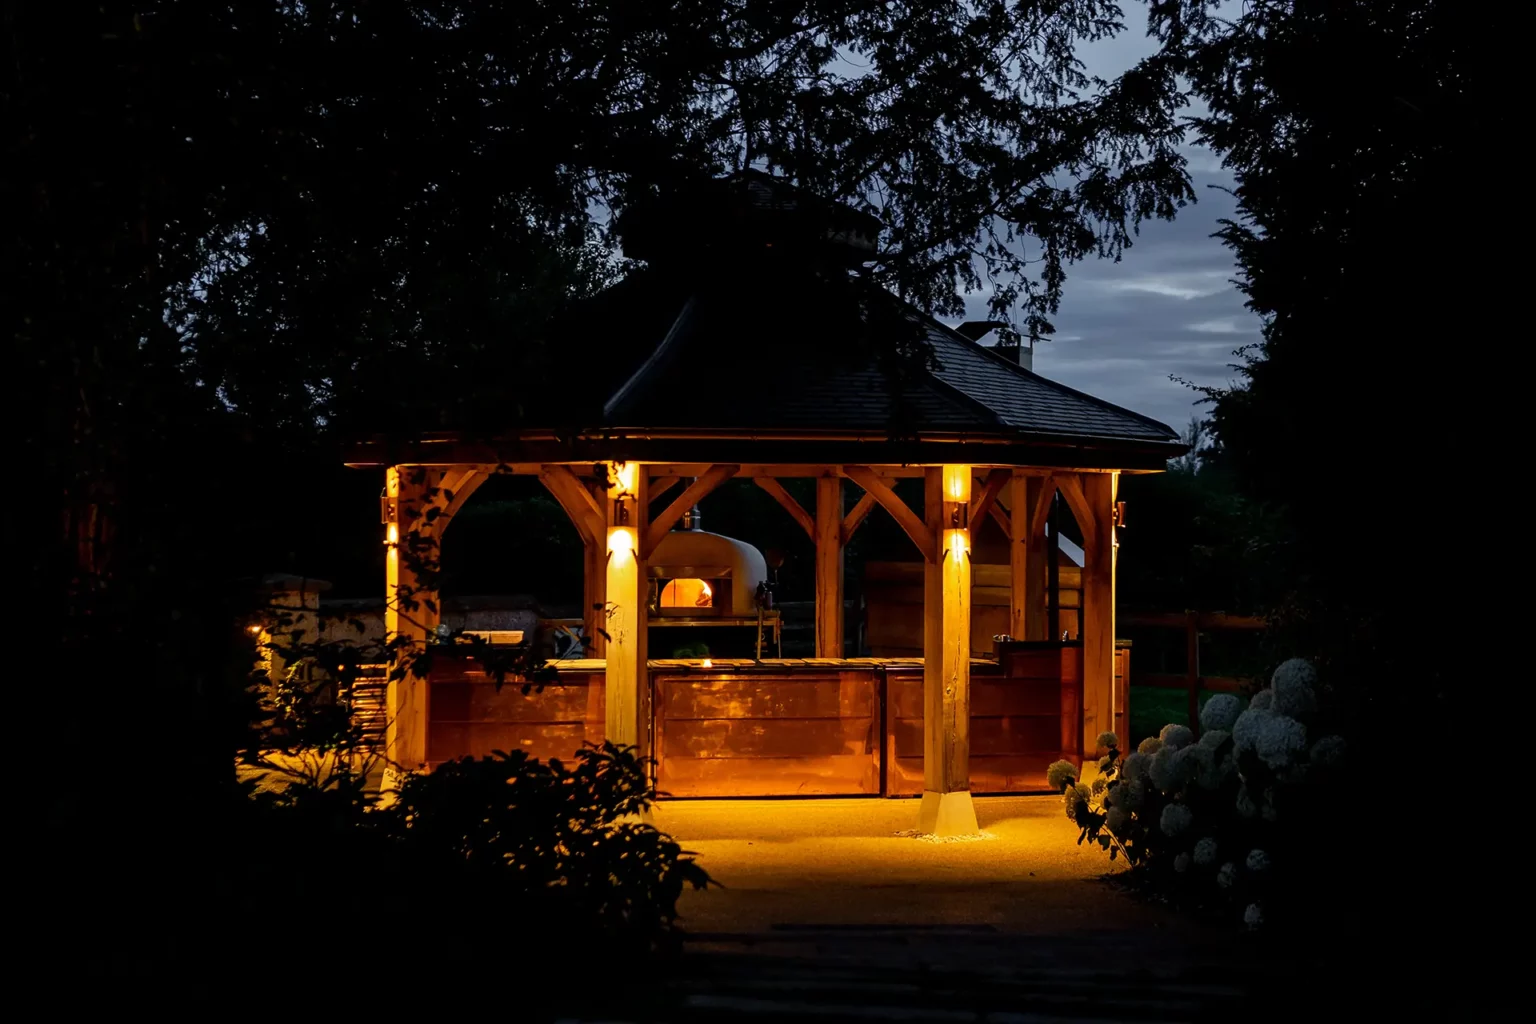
[844,466,937,563]
[644,464,738,556]
[754,477,815,539]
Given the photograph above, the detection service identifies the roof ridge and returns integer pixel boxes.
[924,315,1180,440]
[602,295,697,422]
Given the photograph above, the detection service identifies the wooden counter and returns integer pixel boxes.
[423,653,1099,796]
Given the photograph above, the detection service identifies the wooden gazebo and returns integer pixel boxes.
[345,174,1184,835]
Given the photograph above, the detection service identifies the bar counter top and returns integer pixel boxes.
[528,656,1004,674]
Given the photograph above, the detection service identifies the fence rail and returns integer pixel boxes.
[1120,611,1268,732]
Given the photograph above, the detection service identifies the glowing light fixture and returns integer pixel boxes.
[610,461,637,495]
[385,522,399,546]
[943,465,972,504]
[607,525,636,564]
[701,658,713,668]
[945,528,968,563]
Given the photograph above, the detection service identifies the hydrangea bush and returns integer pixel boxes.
[1050,658,1347,931]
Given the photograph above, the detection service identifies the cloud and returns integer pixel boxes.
[952,170,1259,432]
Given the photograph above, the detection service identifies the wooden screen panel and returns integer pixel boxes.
[884,650,1083,796]
[655,671,880,797]
[427,659,604,765]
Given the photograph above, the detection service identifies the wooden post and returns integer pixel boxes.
[814,475,844,658]
[1080,472,1119,752]
[1008,472,1029,640]
[918,466,979,836]
[1023,477,1046,641]
[1047,490,1061,641]
[603,463,649,760]
[384,466,438,773]
[583,537,607,658]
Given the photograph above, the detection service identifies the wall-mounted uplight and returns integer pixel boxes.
[942,464,972,504]
[607,525,637,564]
[944,528,968,563]
[385,522,399,547]
[610,461,637,496]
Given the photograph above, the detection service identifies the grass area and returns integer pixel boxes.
[1129,687,1215,748]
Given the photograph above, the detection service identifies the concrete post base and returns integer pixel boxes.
[918,790,979,837]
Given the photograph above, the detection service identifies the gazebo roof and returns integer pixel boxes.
[347,174,1183,471]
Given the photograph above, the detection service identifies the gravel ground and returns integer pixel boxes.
[655,795,1192,937]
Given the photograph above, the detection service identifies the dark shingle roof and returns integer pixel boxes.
[922,323,1177,442]
[577,279,1178,448]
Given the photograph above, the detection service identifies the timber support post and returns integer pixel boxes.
[603,462,650,762]
[918,465,979,836]
[814,475,844,658]
[384,466,437,773]
[1080,472,1119,752]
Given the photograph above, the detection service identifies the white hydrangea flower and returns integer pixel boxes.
[1199,693,1243,733]
[1310,735,1347,768]
[1147,746,1183,793]
[1174,852,1192,873]
[1137,736,1163,755]
[1254,713,1308,767]
[1272,685,1316,723]
[1120,751,1150,782]
[1159,802,1193,837]
[1235,783,1259,819]
[1110,777,1144,811]
[1105,806,1131,835]
[1246,849,1271,872]
[1232,707,1273,754]
[1159,723,1194,750]
[1176,743,1220,790]
[1198,728,1231,750]
[1217,862,1237,888]
[1244,903,1264,929]
[1045,759,1080,791]
[1096,730,1120,751]
[1248,689,1274,711]
[1271,658,1318,691]
[1193,837,1218,866]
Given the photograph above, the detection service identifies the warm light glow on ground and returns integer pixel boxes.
[652,792,1174,933]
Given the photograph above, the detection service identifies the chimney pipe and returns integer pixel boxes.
[679,479,703,531]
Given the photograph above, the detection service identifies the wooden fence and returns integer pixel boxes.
[1120,612,1267,732]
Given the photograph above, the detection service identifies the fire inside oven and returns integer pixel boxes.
[650,566,733,617]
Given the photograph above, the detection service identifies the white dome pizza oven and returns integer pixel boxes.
[647,507,767,618]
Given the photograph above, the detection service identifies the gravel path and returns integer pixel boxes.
[561,796,1305,1022]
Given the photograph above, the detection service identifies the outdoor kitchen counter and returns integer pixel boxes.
[425,652,1082,797]
[542,657,1003,672]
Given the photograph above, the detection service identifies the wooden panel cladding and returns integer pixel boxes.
[654,672,880,797]
[865,560,1082,658]
[424,654,1111,797]
[426,657,604,765]
[886,647,1082,796]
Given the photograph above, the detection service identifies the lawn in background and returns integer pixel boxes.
[1129,687,1217,749]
